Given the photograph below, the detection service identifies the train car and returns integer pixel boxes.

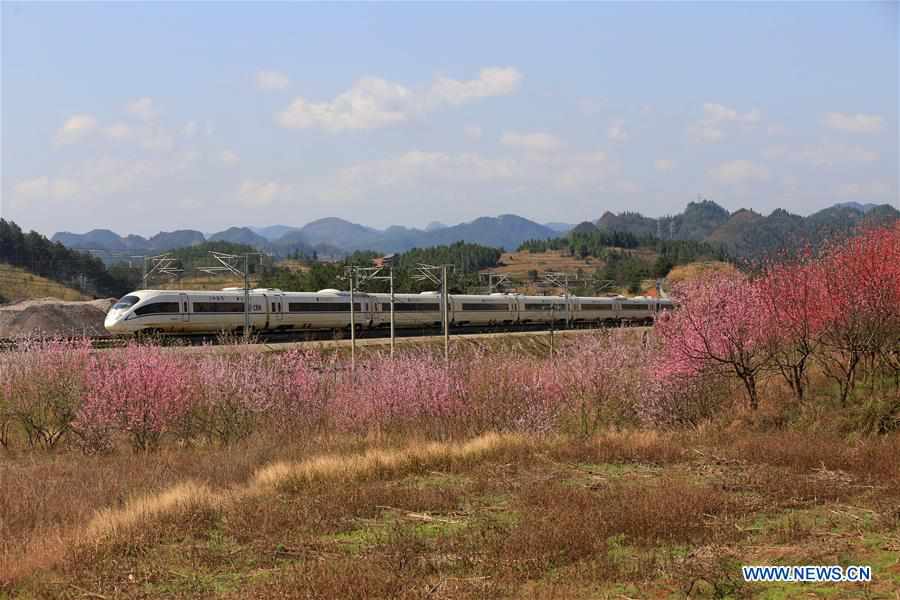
[450,293,516,326]
[575,296,618,324]
[282,289,374,330]
[105,287,674,336]
[516,295,569,324]
[371,292,442,329]
[615,296,673,325]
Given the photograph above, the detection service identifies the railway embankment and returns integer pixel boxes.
[0,297,114,338]
[162,326,648,356]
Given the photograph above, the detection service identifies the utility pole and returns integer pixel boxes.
[414,263,453,363]
[479,271,511,294]
[442,265,449,362]
[141,254,182,288]
[347,268,356,369]
[549,303,555,357]
[389,268,395,357]
[541,271,577,329]
[198,251,267,342]
[342,263,396,365]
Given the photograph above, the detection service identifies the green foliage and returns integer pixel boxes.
[0,219,133,297]
[259,241,502,294]
[520,228,729,292]
[168,241,257,263]
[519,230,641,254]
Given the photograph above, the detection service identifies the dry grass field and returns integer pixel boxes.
[0,264,89,303]
[3,429,899,599]
[485,250,661,295]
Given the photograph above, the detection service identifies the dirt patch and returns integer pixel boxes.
[0,297,115,338]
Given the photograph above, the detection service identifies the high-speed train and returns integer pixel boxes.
[104,288,673,335]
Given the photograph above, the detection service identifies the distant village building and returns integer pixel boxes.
[372,254,396,268]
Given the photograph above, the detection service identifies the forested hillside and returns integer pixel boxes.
[259,241,502,294]
[518,227,729,293]
[595,200,899,259]
[0,220,131,298]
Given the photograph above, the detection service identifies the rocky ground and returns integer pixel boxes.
[0,298,115,338]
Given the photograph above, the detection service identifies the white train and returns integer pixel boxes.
[104,288,673,335]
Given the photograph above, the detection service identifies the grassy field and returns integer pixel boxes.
[0,264,89,303]
[3,429,898,599]
[485,250,661,295]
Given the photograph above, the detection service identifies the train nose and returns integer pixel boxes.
[104,310,127,334]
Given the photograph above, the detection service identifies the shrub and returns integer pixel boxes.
[554,332,642,434]
[75,345,196,452]
[453,348,563,434]
[332,351,458,435]
[0,338,91,449]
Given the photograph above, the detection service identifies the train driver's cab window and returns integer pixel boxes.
[112,295,140,310]
[134,301,180,316]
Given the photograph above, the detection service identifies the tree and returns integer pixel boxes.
[655,273,772,410]
[814,224,900,405]
[756,256,824,401]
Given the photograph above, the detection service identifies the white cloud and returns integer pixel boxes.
[824,112,884,134]
[838,181,892,197]
[691,102,761,143]
[501,131,562,153]
[54,114,97,145]
[135,125,175,151]
[238,180,286,207]
[607,120,629,143]
[126,97,159,121]
[256,69,290,91]
[278,77,409,131]
[708,159,769,184]
[277,67,522,132]
[427,67,521,105]
[13,176,80,205]
[220,149,240,166]
[182,121,199,139]
[654,159,675,172]
[763,142,879,167]
[325,148,616,201]
[464,125,483,140]
[615,180,642,194]
[104,122,132,140]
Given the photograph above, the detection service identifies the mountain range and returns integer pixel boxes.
[51,201,898,261]
[595,200,899,258]
[52,215,566,259]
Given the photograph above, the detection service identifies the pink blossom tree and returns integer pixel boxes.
[654,273,772,410]
[756,256,826,401]
[814,224,900,405]
[76,345,196,451]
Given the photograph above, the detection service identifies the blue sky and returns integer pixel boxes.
[2,1,897,236]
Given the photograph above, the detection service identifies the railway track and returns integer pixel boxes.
[0,321,650,352]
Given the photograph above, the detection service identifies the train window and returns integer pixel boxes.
[193,302,246,313]
[460,303,507,311]
[112,295,140,310]
[134,301,180,316]
[580,304,613,311]
[622,304,648,311]
[524,303,566,311]
[288,302,361,312]
[389,302,439,312]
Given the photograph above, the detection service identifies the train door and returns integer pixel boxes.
[178,293,190,322]
[271,292,284,325]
